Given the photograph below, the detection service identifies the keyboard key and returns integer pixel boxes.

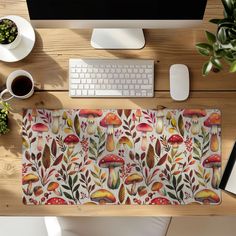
[71,73,79,78]
[76,90,82,96]
[70,90,76,96]
[96,90,123,96]
[71,84,78,89]
[88,90,95,96]
[123,90,129,96]
[141,85,153,90]
[82,90,88,96]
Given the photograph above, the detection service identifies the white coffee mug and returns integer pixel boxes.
[0,70,34,101]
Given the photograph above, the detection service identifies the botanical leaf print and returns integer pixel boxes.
[22,109,221,205]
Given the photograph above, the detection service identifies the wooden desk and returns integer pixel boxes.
[0,0,236,216]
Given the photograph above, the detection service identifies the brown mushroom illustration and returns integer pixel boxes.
[99,154,124,189]
[136,123,153,151]
[46,197,67,205]
[150,197,171,205]
[32,123,49,151]
[125,173,143,195]
[32,108,37,121]
[138,186,148,197]
[183,109,206,135]
[156,110,165,134]
[136,109,142,122]
[52,110,61,134]
[90,189,116,204]
[203,154,221,189]
[33,186,43,197]
[64,134,79,156]
[167,134,183,155]
[204,112,221,152]
[22,174,39,195]
[194,189,220,204]
[79,109,103,135]
[117,136,133,150]
[47,182,61,196]
[100,113,122,152]
[151,182,163,194]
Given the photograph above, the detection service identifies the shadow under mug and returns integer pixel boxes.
[0,70,34,101]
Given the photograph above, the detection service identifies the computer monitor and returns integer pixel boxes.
[26,0,207,49]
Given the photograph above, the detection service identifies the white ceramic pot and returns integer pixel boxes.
[0,19,22,50]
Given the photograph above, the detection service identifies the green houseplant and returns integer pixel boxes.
[0,101,10,135]
[196,0,236,75]
[0,18,20,49]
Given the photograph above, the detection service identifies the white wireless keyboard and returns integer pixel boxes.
[69,59,154,97]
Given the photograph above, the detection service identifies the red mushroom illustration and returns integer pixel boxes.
[136,123,153,151]
[90,189,116,204]
[203,154,221,189]
[99,154,124,189]
[167,134,183,155]
[149,197,171,205]
[156,110,165,134]
[32,123,49,151]
[183,109,206,135]
[125,173,143,195]
[204,112,221,152]
[79,109,103,135]
[46,197,67,205]
[100,113,122,152]
[64,134,80,156]
[194,189,220,204]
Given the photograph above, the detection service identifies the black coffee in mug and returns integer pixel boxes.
[11,76,33,96]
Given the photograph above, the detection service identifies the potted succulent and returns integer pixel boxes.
[0,18,21,49]
[196,0,236,75]
[0,101,10,135]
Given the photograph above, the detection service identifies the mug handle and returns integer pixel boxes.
[0,89,14,101]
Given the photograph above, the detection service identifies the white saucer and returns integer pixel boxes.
[0,15,35,62]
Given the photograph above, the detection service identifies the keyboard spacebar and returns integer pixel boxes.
[95,90,123,96]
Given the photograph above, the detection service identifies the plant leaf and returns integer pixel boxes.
[210,57,222,70]
[205,31,216,44]
[146,144,155,169]
[42,144,51,169]
[118,184,125,204]
[124,109,131,118]
[221,0,233,16]
[229,60,236,72]
[157,154,167,166]
[202,61,213,76]
[178,115,184,137]
[155,139,161,157]
[196,43,213,53]
[74,114,80,137]
[53,154,63,166]
[63,192,74,200]
[167,192,177,200]
[51,139,57,157]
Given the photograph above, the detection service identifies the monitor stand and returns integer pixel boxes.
[91,29,145,49]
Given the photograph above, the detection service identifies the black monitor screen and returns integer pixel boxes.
[26,0,207,20]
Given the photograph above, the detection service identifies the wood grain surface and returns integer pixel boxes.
[0,0,236,216]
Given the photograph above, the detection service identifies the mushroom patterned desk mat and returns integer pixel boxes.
[22,108,221,205]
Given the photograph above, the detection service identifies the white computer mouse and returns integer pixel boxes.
[169,64,189,101]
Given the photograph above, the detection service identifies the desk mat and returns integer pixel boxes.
[22,109,221,205]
